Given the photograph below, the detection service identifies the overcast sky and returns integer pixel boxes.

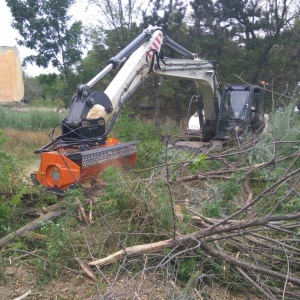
[0,0,89,77]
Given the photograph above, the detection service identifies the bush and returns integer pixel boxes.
[0,131,24,192]
[111,106,157,142]
[29,97,63,108]
[248,103,300,165]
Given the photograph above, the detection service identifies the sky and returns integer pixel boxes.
[0,0,90,77]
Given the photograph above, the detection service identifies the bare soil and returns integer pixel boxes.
[0,261,260,300]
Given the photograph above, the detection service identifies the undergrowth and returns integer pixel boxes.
[0,104,299,299]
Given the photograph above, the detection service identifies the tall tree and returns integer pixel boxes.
[6,0,83,102]
[87,0,145,48]
[190,0,300,84]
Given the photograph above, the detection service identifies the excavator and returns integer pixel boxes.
[31,25,265,194]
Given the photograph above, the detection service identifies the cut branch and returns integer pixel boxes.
[89,211,300,266]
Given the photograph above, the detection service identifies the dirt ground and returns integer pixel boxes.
[0,262,262,300]
[1,264,102,300]
[0,264,169,300]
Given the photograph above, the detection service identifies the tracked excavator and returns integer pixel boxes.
[32,26,265,194]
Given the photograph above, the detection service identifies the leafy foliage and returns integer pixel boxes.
[189,0,300,84]
[6,0,82,70]
[35,221,68,283]
[7,0,83,105]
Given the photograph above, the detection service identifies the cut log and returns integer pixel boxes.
[89,239,177,266]
[75,257,97,281]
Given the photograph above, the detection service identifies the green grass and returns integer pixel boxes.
[0,106,66,131]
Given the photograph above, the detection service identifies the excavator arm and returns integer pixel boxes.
[86,26,221,136]
[32,26,221,194]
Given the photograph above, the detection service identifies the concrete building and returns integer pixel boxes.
[0,46,24,103]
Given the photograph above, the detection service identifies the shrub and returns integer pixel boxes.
[248,103,300,164]
[35,221,69,283]
[111,106,157,142]
[202,180,240,218]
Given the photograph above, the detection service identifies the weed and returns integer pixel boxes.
[97,166,138,213]
[177,257,199,283]
[64,188,86,211]
[202,180,240,218]
[222,180,240,202]
[0,131,27,235]
[153,195,175,231]
[188,154,207,173]
[35,221,69,283]
[0,202,12,234]
[202,199,222,218]
[29,97,63,108]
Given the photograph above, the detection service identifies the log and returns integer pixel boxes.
[0,210,65,249]
[89,239,177,266]
[75,257,97,281]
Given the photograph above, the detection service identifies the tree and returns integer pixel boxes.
[266,17,300,94]
[23,76,43,101]
[141,0,191,133]
[6,0,83,102]
[189,0,300,85]
[88,0,144,48]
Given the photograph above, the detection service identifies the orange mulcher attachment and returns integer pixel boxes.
[31,87,138,195]
[32,138,137,194]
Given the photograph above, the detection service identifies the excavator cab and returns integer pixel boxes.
[215,84,264,140]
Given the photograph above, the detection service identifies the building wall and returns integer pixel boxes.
[0,46,24,103]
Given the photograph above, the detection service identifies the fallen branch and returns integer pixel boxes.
[173,151,300,184]
[89,239,176,266]
[0,210,65,249]
[176,168,236,181]
[234,266,276,300]
[75,257,97,281]
[174,174,231,182]
[89,211,300,267]
[13,290,32,300]
[200,240,300,286]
